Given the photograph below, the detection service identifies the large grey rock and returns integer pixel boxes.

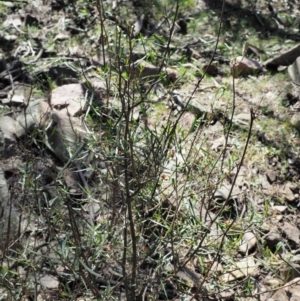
[288,57,300,85]
[264,44,300,68]
[0,116,17,158]
[44,110,88,162]
[50,84,87,116]
[15,99,50,137]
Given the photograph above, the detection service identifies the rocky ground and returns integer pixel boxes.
[1,0,300,300]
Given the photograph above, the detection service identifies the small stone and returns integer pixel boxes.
[17,266,26,278]
[239,232,257,255]
[3,14,22,28]
[214,187,230,201]
[288,158,296,165]
[290,114,300,131]
[273,206,287,213]
[266,170,277,184]
[4,34,17,41]
[283,182,297,202]
[15,99,50,138]
[264,278,283,288]
[260,174,273,191]
[202,64,218,76]
[233,113,251,125]
[282,222,300,246]
[231,56,261,77]
[1,1,14,7]
[39,275,59,289]
[264,231,282,251]
[207,261,223,276]
[136,61,178,82]
[221,257,258,282]
[54,33,70,41]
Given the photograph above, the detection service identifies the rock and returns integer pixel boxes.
[222,257,258,282]
[264,231,282,251]
[219,290,235,300]
[61,168,80,188]
[211,136,232,151]
[264,277,283,289]
[231,56,261,77]
[239,232,257,255]
[2,158,22,173]
[17,266,26,278]
[164,264,202,285]
[283,182,298,202]
[269,277,300,301]
[3,34,17,41]
[207,261,223,276]
[259,173,273,192]
[54,33,70,41]
[233,112,252,126]
[1,1,15,7]
[0,116,17,158]
[1,85,31,106]
[202,64,218,76]
[264,44,300,69]
[288,158,296,165]
[133,14,145,37]
[290,113,300,130]
[266,169,277,184]
[288,57,300,85]
[15,99,50,137]
[135,61,178,82]
[44,111,88,162]
[50,84,87,116]
[178,112,196,133]
[282,222,300,246]
[243,42,264,60]
[39,275,59,289]
[3,14,22,28]
[273,206,287,213]
[213,183,239,201]
[234,166,250,188]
